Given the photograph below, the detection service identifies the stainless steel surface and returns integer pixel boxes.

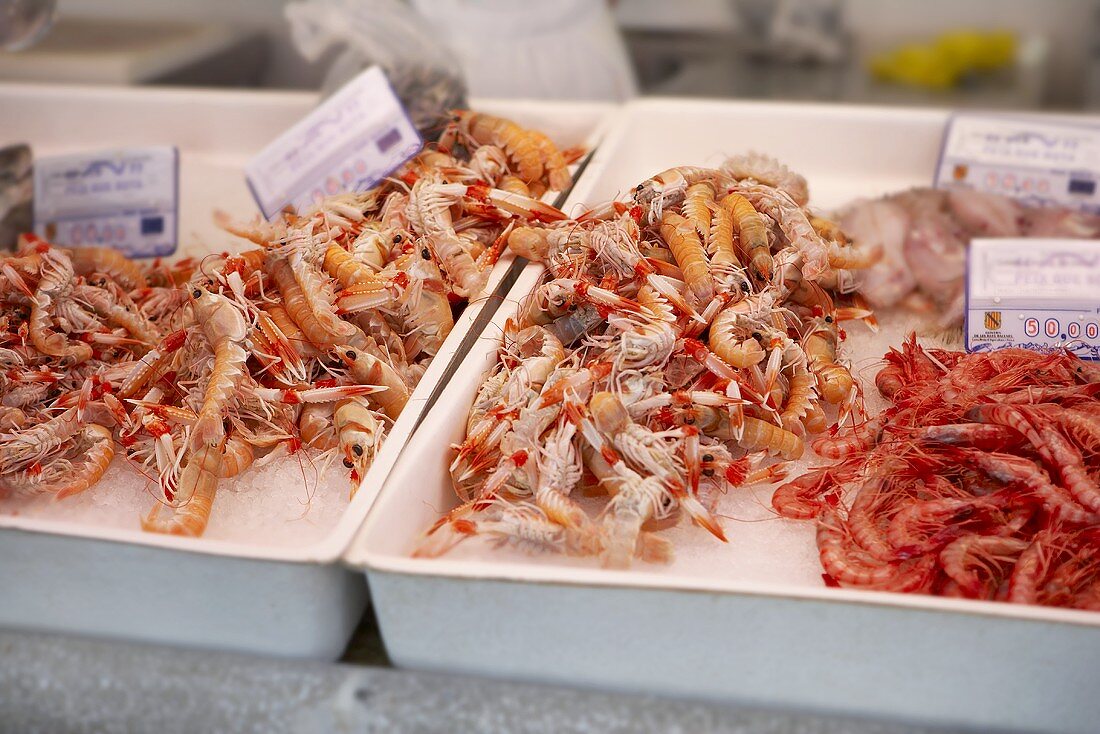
[0,624,973,734]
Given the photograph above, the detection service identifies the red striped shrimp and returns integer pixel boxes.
[969,404,1100,514]
[1007,532,1056,605]
[771,465,846,519]
[817,510,936,591]
[812,413,888,459]
[915,423,1025,452]
[845,474,900,561]
[939,535,1029,599]
[996,383,1100,406]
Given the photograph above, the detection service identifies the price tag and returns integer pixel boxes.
[935,114,1100,212]
[245,66,421,220]
[33,146,178,258]
[966,238,1100,360]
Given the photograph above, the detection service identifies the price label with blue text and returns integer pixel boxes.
[245,66,421,220]
[936,114,1100,212]
[966,238,1100,360]
[33,146,178,258]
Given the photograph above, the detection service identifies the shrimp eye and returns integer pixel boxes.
[684,415,695,424]
[751,331,762,340]
[345,350,356,360]
[703,453,714,462]
[393,234,403,244]
[352,444,364,456]
[824,315,834,324]
[343,458,354,468]
[192,289,202,298]
[421,248,431,260]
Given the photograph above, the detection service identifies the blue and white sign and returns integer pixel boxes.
[966,238,1100,360]
[936,114,1100,213]
[245,66,421,220]
[33,146,178,258]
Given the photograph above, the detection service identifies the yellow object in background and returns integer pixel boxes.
[870,30,1017,90]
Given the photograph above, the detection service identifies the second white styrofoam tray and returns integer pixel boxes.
[0,83,613,657]
[350,98,1100,732]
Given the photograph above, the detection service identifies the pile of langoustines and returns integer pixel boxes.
[0,111,576,538]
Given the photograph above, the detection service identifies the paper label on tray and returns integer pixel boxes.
[245,66,421,220]
[33,146,178,258]
[935,114,1100,212]
[966,238,1100,359]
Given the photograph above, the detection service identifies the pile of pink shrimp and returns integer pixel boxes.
[772,335,1100,609]
[417,155,884,568]
[0,110,575,537]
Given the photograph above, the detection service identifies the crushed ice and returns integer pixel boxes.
[2,451,351,548]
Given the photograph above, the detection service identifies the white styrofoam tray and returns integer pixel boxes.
[350,98,1100,732]
[0,83,613,657]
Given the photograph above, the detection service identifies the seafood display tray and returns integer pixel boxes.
[0,84,613,658]
[350,99,1100,733]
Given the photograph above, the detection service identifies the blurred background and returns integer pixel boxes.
[1,0,1098,110]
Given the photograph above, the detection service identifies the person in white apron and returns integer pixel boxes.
[410,0,638,102]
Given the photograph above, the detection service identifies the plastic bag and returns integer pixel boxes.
[0,144,32,252]
[285,0,468,139]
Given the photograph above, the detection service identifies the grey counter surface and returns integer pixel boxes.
[0,617,974,734]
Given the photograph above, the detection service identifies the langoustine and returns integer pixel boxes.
[419,155,882,568]
[0,109,578,538]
